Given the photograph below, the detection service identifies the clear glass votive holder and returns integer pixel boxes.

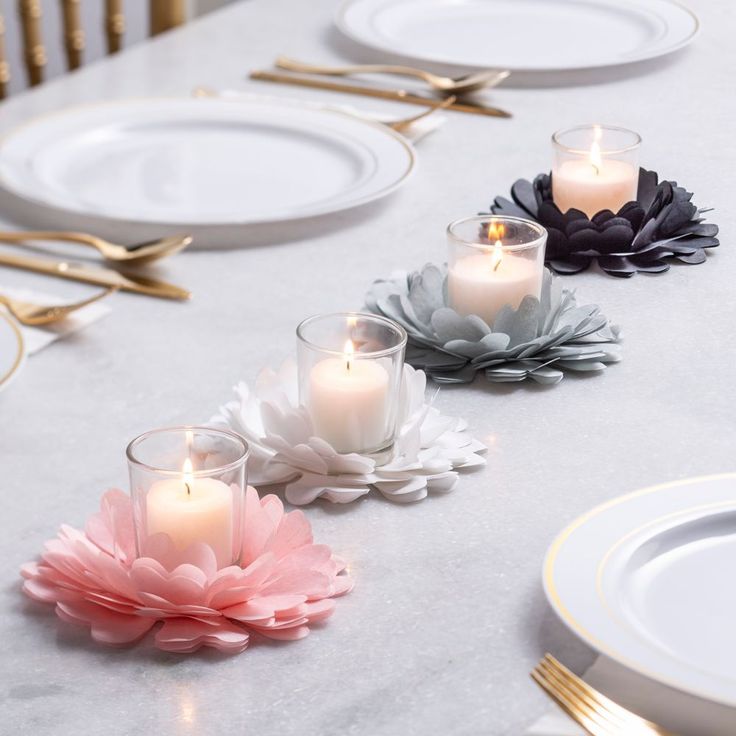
[552,124,642,217]
[447,215,547,328]
[296,312,407,457]
[126,426,249,569]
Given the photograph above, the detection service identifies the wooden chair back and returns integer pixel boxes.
[0,0,186,99]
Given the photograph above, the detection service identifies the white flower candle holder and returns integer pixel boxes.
[127,426,249,569]
[296,312,407,457]
[447,215,547,327]
[552,124,641,217]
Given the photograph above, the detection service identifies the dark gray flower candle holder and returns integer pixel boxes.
[488,169,719,277]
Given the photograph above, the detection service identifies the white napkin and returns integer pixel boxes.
[527,656,736,736]
[1,286,112,355]
[199,89,446,142]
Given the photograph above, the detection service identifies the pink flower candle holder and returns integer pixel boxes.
[127,426,248,570]
[21,487,352,654]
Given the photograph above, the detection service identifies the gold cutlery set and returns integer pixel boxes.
[1,57,506,322]
[0,57,510,327]
[249,56,512,119]
[0,232,192,326]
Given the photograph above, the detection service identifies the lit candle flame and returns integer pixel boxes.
[487,220,505,272]
[344,339,354,372]
[183,457,193,496]
[590,124,602,175]
[487,221,505,242]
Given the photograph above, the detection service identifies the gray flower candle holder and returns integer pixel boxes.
[365,266,621,385]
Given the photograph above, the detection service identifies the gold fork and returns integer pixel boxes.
[384,94,455,133]
[0,287,116,326]
[274,56,510,95]
[0,232,192,265]
[531,654,674,736]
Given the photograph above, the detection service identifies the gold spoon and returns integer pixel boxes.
[0,287,116,326]
[275,56,510,95]
[0,232,192,265]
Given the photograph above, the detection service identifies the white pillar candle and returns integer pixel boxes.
[448,241,543,327]
[553,159,637,217]
[146,459,233,566]
[308,341,390,453]
[553,133,638,217]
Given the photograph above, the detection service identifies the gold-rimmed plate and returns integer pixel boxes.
[544,474,736,709]
[0,97,415,231]
[0,310,25,391]
[337,0,699,73]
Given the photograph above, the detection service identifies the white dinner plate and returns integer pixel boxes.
[545,473,736,707]
[336,0,699,73]
[0,311,25,392]
[0,97,415,227]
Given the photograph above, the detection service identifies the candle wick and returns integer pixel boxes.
[493,259,501,272]
[185,482,191,496]
[592,163,600,176]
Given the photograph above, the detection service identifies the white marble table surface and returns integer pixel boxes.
[1,1,733,734]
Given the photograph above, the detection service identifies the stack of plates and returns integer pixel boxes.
[545,473,736,710]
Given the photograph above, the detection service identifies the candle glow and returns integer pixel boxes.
[488,221,505,272]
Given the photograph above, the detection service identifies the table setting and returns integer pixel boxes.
[1,0,734,735]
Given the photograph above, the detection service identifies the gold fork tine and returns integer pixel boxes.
[531,665,615,736]
[540,658,633,731]
[537,661,630,734]
[533,656,674,736]
[543,656,674,735]
[542,656,654,732]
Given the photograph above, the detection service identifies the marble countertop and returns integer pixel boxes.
[1,1,734,734]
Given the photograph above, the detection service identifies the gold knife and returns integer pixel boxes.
[249,70,511,119]
[0,250,191,300]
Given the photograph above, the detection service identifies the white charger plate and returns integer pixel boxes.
[0,311,25,392]
[336,0,699,73]
[0,98,415,227]
[545,474,736,708]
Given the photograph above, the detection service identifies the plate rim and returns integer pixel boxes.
[0,311,25,391]
[543,472,736,707]
[0,96,416,228]
[335,0,700,73]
